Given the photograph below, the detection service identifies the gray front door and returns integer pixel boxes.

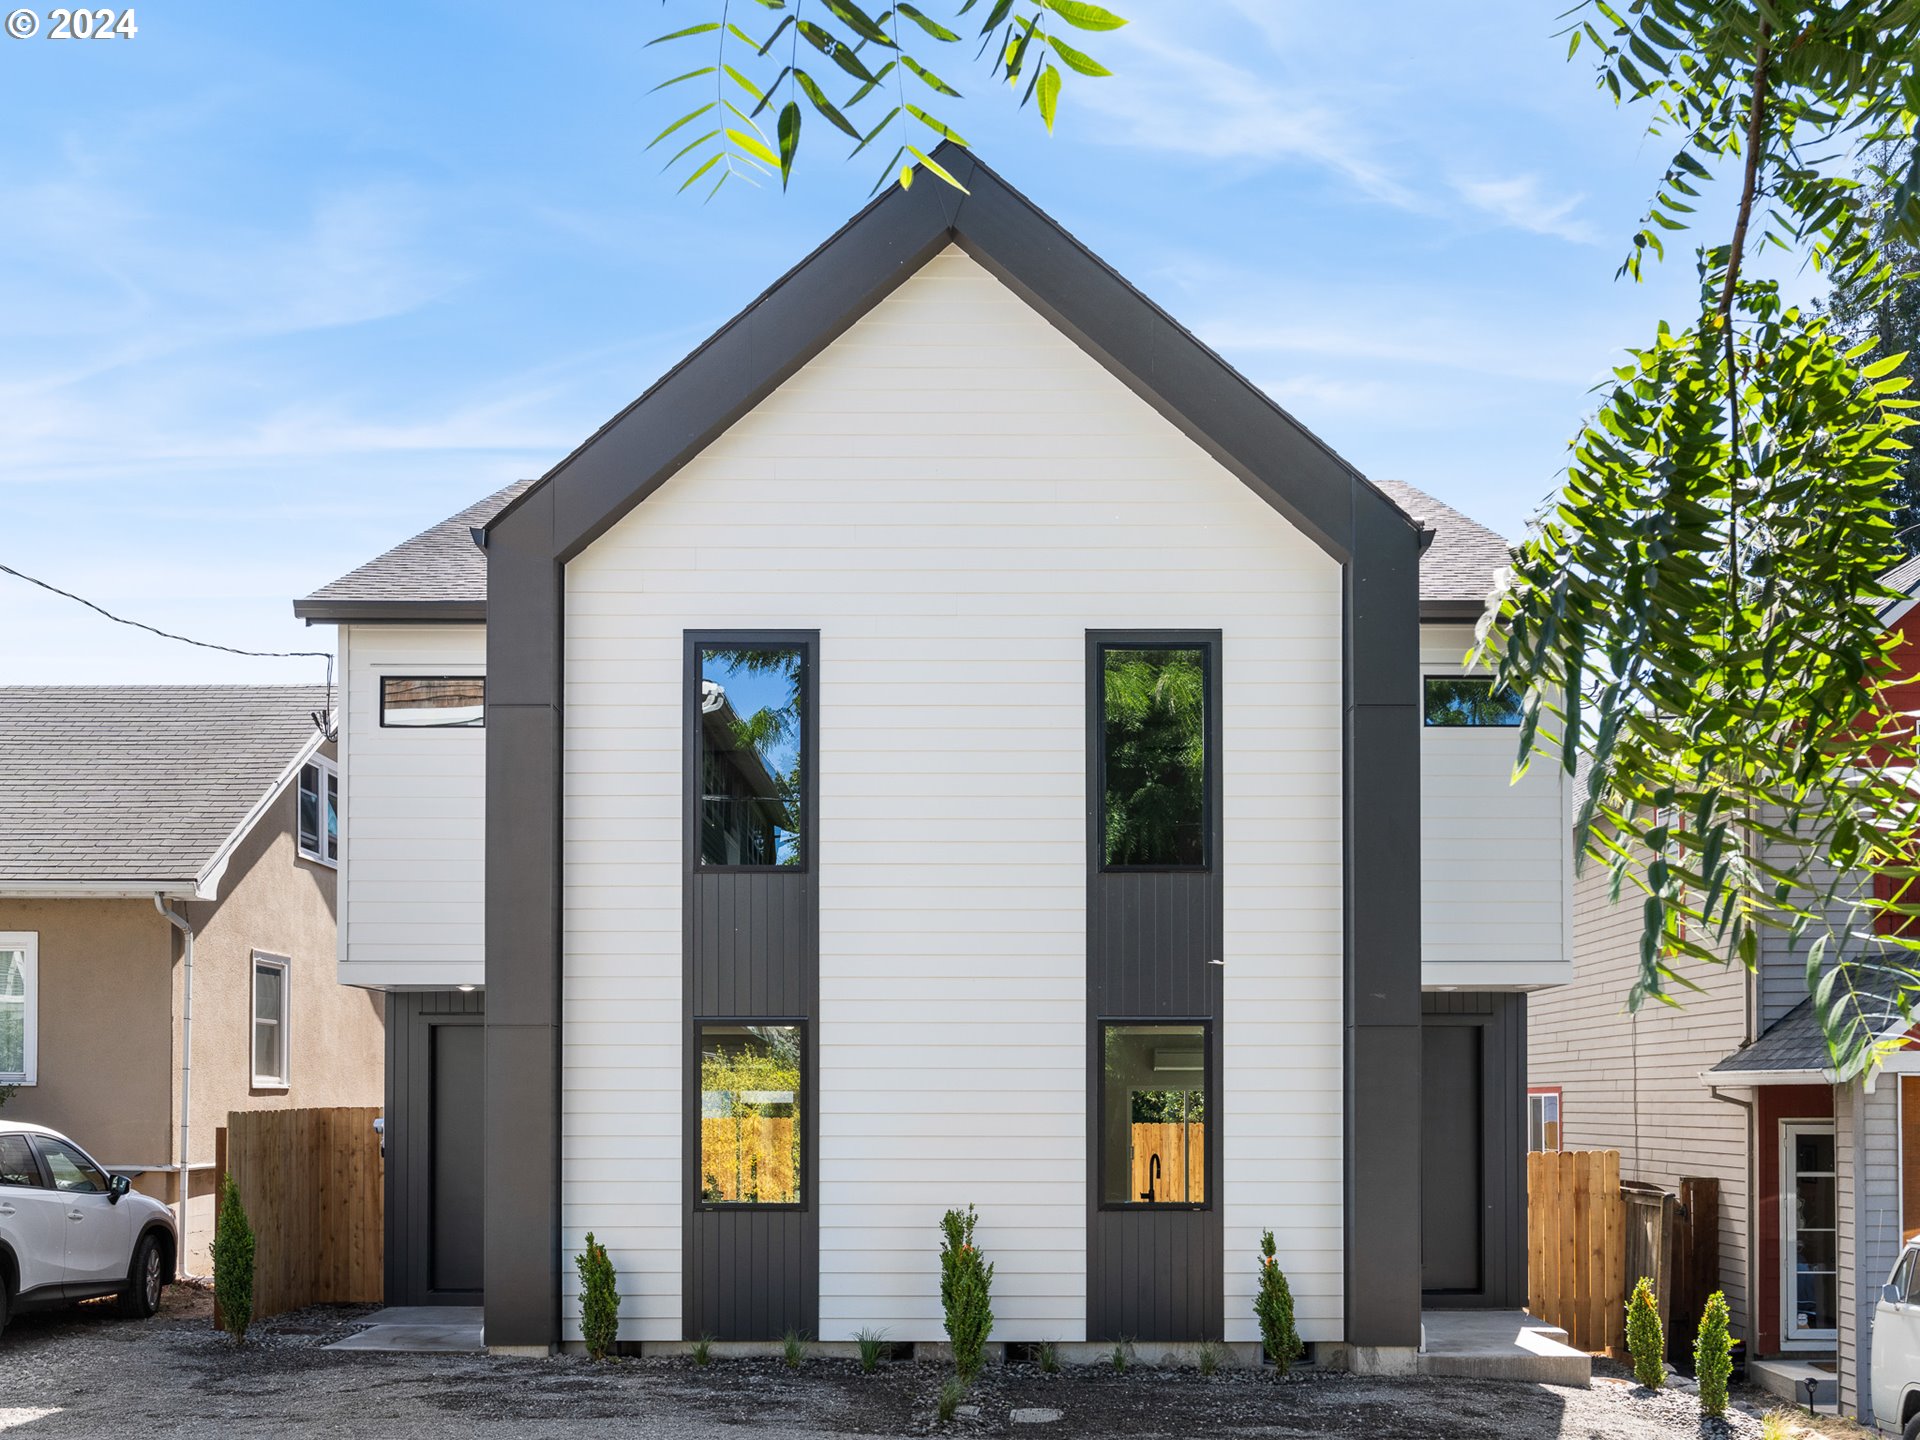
[430,1023,486,1297]
[1421,1024,1483,1295]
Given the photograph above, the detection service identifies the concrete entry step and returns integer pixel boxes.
[1750,1356,1838,1413]
[1417,1310,1592,1387]
[326,1305,486,1354]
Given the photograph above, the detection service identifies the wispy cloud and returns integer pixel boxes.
[1452,173,1600,244]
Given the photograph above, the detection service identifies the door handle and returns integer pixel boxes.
[0,1203,14,1216]
[67,1210,85,1221]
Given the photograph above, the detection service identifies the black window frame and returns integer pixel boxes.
[1095,1017,1215,1213]
[690,1017,809,1213]
[378,674,487,729]
[1091,633,1220,874]
[684,632,817,875]
[1421,674,1523,729]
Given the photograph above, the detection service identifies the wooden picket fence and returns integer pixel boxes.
[1527,1149,1626,1354]
[216,1106,383,1324]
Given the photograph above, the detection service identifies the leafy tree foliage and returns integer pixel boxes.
[1476,2,1920,1073]
[646,0,1124,197]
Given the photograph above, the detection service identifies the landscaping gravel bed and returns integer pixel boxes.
[0,1288,1834,1439]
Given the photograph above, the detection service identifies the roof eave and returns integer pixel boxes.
[0,880,203,900]
[293,599,488,624]
[1420,600,1493,623]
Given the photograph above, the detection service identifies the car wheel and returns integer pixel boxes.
[119,1234,163,1319]
[0,1275,10,1339]
[1904,1411,1920,1440]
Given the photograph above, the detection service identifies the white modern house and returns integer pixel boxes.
[295,147,1572,1360]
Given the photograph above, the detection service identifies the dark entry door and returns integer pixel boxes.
[1421,1024,1483,1295]
[430,1024,485,1297]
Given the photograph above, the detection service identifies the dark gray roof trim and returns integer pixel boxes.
[294,480,533,622]
[486,143,1422,568]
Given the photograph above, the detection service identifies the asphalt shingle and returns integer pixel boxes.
[0,686,329,887]
[1373,479,1514,610]
[294,480,532,617]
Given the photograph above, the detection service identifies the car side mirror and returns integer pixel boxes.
[1885,1282,1905,1305]
[107,1174,130,1204]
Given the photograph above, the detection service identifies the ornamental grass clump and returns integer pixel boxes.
[939,1205,994,1381]
[1627,1276,1664,1389]
[1254,1230,1304,1374]
[1695,1290,1732,1418]
[212,1174,255,1344]
[576,1232,619,1360]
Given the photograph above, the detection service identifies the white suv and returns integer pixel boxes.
[0,1121,177,1338]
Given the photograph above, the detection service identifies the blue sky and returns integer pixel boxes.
[1,1,1781,683]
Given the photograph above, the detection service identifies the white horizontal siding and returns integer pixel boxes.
[1418,625,1572,985]
[562,246,1345,1345]
[337,624,485,988]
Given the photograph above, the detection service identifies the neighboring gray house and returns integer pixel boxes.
[297,147,1572,1361]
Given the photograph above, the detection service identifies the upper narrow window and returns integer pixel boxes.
[698,645,806,867]
[0,933,37,1086]
[252,953,290,1088]
[697,1023,802,1206]
[1100,645,1209,868]
[1527,1088,1562,1152]
[297,757,338,865]
[1100,1022,1208,1207]
[381,676,485,728]
[1423,676,1523,728]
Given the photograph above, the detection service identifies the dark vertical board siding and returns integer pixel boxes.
[1085,631,1225,1342]
[386,989,485,1307]
[1419,992,1526,1309]
[683,632,821,1340]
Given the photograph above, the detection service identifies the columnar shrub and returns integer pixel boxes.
[212,1174,255,1343]
[576,1232,620,1361]
[1627,1276,1664,1389]
[1254,1230,1304,1374]
[1695,1290,1732,1418]
[939,1206,994,1380]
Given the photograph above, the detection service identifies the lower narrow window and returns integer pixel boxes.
[252,954,290,1087]
[698,1024,802,1205]
[1101,1023,1207,1206]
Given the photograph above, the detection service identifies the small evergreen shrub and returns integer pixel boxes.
[783,1328,805,1368]
[692,1333,713,1366]
[575,1232,620,1361]
[939,1206,994,1380]
[936,1376,964,1423]
[1197,1339,1223,1376]
[1695,1290,1732,1418]
[212,1174,255,1343]
[1254,1230,1304,1374]
[1110,1340,1129,1372]
[856,1326,887,1373]
[1036,1339,1059,1374]
[1627,1276,1664,1389]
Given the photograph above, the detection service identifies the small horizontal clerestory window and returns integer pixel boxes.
[297,756,338,866]
[1099,644,1211,869]
[696,644,807,868]
[252,953,290,1088]
[0,932,38,1086]
[697,1023,803,1207]
[1423,676,1524,728]
[381,675,485,728]
[1100,1022,1209,1208]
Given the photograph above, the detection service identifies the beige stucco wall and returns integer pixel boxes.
[3,742,384,1271]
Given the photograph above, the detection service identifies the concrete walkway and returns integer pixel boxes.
[325,1305,485,1354]
[1418,1310,1592,1387]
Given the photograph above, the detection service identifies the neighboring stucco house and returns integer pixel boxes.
[295,148,1572,1358]
[1530,557,1920,1427]
[0,686,385,1272]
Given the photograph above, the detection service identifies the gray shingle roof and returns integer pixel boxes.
[298,476,1505,619]
[293,481,533,621]
[1708,970,1911,1077]
[1373,480,1515,613]
[0,686,329,889]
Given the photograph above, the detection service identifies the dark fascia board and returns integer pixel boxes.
[485,142,1424,568]
[293,599,488,624]
[1419,601,1494,623]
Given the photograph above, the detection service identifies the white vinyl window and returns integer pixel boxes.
[1527,1088,1562,1152]
[297,756,338,866]
[0,933,37,1086]
[251,953,290,1088]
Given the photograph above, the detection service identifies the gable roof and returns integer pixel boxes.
[1373,480,1514,619]
[0,686,330,897]
[294,480,533,623]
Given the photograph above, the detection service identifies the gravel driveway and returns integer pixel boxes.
[0,1286,1822,1439]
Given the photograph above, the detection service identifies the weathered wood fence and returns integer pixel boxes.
[216,1106,383,1324]
[1527,1149,1626,1353]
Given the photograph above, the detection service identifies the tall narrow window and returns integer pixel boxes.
[1527,1088,1562,1152]
[1100,645,1209,868]
[252,953,290,1087]
[0,933,37,1086]
[298,757,339,865]
[698,645,806,867]
[697,1024,802,1206]
[1100,1023,1208,1207]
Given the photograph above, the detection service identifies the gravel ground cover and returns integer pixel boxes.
[0,1288,1850,1439]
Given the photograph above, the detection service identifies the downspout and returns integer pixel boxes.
[155,895,194,1254]
[1710,1085,1758,1360]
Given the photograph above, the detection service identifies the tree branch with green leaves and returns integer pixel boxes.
[645,0,1124,198]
